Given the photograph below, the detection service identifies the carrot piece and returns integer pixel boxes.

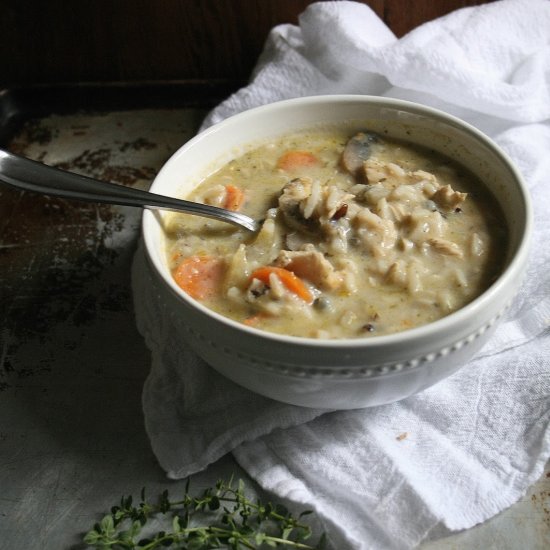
[223,184,245,211]
[172,255,225,300]
[243,313,269,327]
[249,266,313,304]
[170,250,183,264]
[276,151,319,171]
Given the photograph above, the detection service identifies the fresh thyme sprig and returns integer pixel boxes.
[83,477,326,549]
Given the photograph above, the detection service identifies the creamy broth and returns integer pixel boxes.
[164,127,507,338]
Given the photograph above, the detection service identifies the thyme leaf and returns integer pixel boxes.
[83,478,326,549]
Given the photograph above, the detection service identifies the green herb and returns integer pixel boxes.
[83,477,326,549]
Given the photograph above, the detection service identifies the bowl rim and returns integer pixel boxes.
[143,94,533,349]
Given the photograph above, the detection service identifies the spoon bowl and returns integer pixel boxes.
[0,149,259,232]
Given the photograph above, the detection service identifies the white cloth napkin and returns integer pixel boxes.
[132,1,550,548]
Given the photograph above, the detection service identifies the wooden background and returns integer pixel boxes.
[0,0,493,87]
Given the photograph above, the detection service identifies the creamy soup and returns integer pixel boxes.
[164,127,507,338]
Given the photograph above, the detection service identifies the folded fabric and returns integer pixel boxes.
[132,1,550,548]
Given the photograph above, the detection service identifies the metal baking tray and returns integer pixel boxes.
[0,81,239,386]
[0,80,241,145]
[0,81,242,547]
[1,82,549,550]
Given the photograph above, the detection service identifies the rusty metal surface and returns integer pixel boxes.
[0,101,548,549]
[1,108,203,390]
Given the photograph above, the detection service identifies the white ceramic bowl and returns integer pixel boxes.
[142,95,532,409]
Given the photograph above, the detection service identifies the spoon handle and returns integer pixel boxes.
[0,149,258,231]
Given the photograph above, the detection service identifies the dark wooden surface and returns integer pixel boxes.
[0,0,492,87]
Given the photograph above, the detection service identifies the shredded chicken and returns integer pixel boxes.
[275,245,344,290]
[431,184,467,212]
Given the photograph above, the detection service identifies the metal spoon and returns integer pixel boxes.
[0,149,259,232]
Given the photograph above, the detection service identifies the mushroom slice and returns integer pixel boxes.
[341,131,380,177]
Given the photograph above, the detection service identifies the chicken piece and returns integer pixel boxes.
[279,177,312,206]
[278,178,355,234]
[357,160,442,194]
[278,177,318,233]
[363,158,389,184]
[275,244,343,290]
[431,184,467,212]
